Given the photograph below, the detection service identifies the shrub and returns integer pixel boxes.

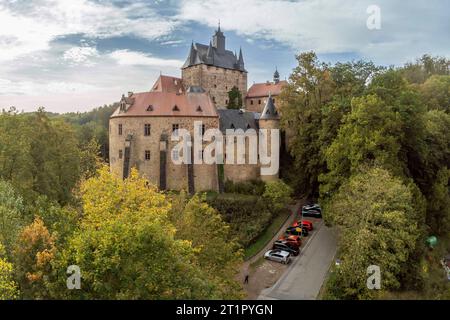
[207,195,273,247]
[263,180,293,211]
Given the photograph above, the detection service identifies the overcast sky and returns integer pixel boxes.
[0,0,448,113]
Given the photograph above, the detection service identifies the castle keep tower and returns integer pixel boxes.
[181,26,247,108]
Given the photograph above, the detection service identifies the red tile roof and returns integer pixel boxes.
[111,75,218,118]
[246,80,287,98]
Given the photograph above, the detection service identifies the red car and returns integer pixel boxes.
[292,220,313,231]
[278,235,302,248]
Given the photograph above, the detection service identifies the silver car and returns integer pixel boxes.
[264,249,291,264]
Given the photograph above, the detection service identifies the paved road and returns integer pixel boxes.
[258,221,337,300]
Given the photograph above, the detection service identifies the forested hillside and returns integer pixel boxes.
[279,53,449,299]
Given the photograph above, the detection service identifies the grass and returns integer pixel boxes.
[243,210,291,260]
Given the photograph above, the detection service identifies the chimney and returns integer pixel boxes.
[128,91,133,97]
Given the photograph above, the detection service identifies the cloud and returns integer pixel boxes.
[177,0,450,64]
[63,46,99,66]
[109,49,184,68]
[0,0,180,62]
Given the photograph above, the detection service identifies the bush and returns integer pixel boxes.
[224,179,266,196]
[263,180,293,211]
[207,195,273,247]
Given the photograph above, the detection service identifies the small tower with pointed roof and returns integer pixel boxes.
[258,92,280,181]
[273,67,280,84]
[212,22,225,53]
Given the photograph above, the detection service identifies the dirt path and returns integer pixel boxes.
[239,199,306,299]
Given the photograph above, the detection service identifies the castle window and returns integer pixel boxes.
[118,124,123,135]
[273,98,275,103]
[212,96,216,103]
[230,123,235,129]
[172,105,180,111]
[225,100,228,105]
[214,84,217,88]
[172,124,179,134]
[258,100,261,105]
[247,124,251,129]
[196,105,203,112]
[201,124,206,136]
[147,105,153,111]
[119,149,123,159]
[145,150,151,161]
[172,149,179,161]
[144,124,151,136]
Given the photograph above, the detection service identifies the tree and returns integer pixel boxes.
[13,217,56,299]
[419,75,450,112]
[262,179,293,211]
[50,167,224,299]
[169,192,244,299]
[227,86,243,109]
[0,180,26,257]
[279,52,335,197]
[0,244,19,300]
[324,167,418,299]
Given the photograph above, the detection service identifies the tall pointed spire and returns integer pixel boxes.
[237,47,245,70]
[207,41,214,64]
[218,20,221,32]
[189,41,196,65]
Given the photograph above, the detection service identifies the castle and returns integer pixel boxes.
[109,26,285,192]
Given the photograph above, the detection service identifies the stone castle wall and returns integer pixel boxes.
[110,116,220,192]
[182,65,247,108]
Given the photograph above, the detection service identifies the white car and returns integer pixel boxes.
[264,249,291,264]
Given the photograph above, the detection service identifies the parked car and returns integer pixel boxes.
[273,241,300,256]
[286,226,308,237]
[278,235,302,247]
[303,203,321,212]
[301,208,322,218]
[264,249,291,264]
[292,220,313,231]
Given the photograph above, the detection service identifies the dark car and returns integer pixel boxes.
[301,209,322,218]
[286,226,308,237]
[273,241,300,256]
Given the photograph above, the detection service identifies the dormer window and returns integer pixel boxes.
[196,106,202,112]
[147,105,153,111]
[247,124,251,129]
[230,124,235,129]
[172,105,180,111]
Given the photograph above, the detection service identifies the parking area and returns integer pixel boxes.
[241,201,336,300]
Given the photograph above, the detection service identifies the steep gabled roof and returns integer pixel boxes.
[182,42,246,71]
[111,75,218,118]
[246,80,287,98]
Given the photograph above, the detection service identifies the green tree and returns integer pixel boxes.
[0,244,19,300]
[51,168,224,299]
[0,180,26,257]
[279,52,335,196]
[324,167,418,299]
[170,192,244,299]
[262,179,293,211]
[227,86,243,109]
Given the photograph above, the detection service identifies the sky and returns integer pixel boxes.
[0,0,448,113]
